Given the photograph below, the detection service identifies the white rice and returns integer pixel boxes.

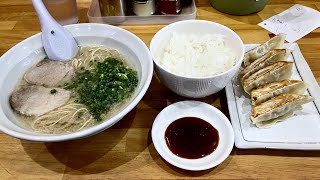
[155,32,238,78]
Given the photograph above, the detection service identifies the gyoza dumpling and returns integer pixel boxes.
[250,94,313,124]
[255,106,301,128]
[242,61,293,94]
[243,33,286,66]
[240,49,290,82]
[251,80,307,105]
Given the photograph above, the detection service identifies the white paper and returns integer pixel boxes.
[258,4,320,43]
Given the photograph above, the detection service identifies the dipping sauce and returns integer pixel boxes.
[165,117,219,159]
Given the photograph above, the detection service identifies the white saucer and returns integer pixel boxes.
[151,101,234,171]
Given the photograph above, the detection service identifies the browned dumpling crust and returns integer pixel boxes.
[251,80,306,106]
[250,94,313,124]
[243,33,286,66]
[242,61,293,94]
[240,49,289,82]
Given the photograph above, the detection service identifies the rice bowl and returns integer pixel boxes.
[155,32,237,78]
[150,20,244,98]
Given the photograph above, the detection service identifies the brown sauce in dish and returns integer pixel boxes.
[165,117,219,159]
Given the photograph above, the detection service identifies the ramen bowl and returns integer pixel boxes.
[0,23,153,142]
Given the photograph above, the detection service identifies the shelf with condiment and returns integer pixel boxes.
[87,0,196,25]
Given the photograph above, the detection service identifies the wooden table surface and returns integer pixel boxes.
[1,0,320,179]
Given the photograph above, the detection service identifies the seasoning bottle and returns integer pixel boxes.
[158,0,181,15]
[181,0,192,7]
[132,0,156,16]
[99,0,126,16]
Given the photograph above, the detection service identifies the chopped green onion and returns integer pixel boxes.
[65,57,138,121]
[50,89,57,94]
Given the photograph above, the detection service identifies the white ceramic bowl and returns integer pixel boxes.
[0,23,153,142]
[151,101,234,171]
[150,20,244,98]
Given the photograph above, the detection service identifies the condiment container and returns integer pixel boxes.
[209,0,269,15]
[43,0,78,25]
[181,0,192,7]
[133,0,156,16]
[99,0,126,16]
[87,0,196,25]
[158,0,182,15]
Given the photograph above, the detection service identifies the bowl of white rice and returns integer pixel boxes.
[150,20,244,98]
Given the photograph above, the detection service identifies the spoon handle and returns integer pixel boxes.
[32,0,79,61]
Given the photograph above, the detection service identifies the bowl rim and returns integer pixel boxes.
[0,23,153,142]
[149,19,245,80]
[151,100,235,171]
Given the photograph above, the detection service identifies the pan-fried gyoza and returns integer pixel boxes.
[240,34,313,128]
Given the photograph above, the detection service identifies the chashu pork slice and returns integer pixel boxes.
[24,59,75,87]
[10,85,71,117]
[242,61,293,94]
[250,93,313,124]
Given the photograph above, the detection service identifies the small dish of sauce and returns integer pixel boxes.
[165,117,219,159]
[151,101,234,171]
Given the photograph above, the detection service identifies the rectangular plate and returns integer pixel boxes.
[225,43,320,150]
